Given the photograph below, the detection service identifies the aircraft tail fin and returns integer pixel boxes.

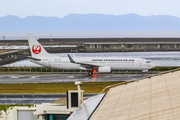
[27,34,51,58]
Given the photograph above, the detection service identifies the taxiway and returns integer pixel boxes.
[0,74,148,83]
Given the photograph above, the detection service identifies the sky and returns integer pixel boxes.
[0,0,179,18]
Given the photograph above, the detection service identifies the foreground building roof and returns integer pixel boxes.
[90,71,180,120]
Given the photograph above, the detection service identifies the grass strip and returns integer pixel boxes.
[149,66,180,71]
[0,49,13,53]
[0,105,32,112]
[0,81,123,94]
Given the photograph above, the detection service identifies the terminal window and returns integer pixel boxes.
[44,114,70,120]
[71,93,78,107]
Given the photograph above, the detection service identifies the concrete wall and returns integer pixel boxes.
[42,42,180,52]
[79,43,180,52]
[39,38,180,43]
[0,38,180,45]
[1,37,180,52]
[43,42,180,52]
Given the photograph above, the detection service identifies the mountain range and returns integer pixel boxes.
[0,13,180,31]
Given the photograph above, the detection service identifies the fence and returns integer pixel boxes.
[0,66,160,74]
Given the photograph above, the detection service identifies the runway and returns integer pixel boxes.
[0,74,148,83]
[0,94,97,105]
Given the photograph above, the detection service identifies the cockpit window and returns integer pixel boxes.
[146,61,151,63]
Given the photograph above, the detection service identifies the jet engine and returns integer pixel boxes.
[142,70,148,72]
[98,66,111,73]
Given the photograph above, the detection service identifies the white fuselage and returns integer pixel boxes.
[31,56,155,71]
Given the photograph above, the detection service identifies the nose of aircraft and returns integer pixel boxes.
[151,63,156,69]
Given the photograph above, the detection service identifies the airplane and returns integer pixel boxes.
[27,34,156,75]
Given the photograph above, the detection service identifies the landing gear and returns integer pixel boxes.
[142,70,148,75]
[88,71,93,76]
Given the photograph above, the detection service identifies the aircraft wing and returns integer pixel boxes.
[67,54,100,69]
[27,56,41,61]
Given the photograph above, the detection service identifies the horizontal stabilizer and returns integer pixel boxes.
[27,56,41,61]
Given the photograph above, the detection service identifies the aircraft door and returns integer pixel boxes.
[48,59,53,67]
[139,61,142,66]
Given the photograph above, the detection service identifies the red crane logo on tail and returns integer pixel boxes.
[32,45,41,54]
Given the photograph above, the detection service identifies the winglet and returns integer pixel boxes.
[68,54,76,63]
